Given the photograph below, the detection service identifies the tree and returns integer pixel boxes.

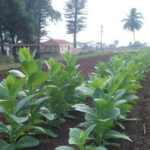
[0,0,8,55]
[0,0,61,57]
[65,0,87,48]
[122,8,143,45]
[8,0,34,57]
[0,0,35,57]
[129,41,147,48]
[24,0,61,44]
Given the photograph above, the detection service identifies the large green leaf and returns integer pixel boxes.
[95,146,107,150]
[9,115,28,124]
[0,122,9,134]
[31,49,37,60]
[104,130,132,141]
[28,72,49,88]
[0,79,10,98]
[6,75,26,99]
[73,104,95,114]
[14,95,36,114]
[69,128,81,145]
[25,126,57,138]
[10,77,26,99]
[39,107,55,121]
[9,70,25,78]
[84,124,96,139]
[21,61,37,76]
[6,75,15,91]
[19,48,31,61]
[85,146,107,150]
[16,136,39,149]
[106,108,120,119]
[114,89,126,101]
[0,106,9,115]
[0,140,15,150]
[56,146,74,150]
[74,86,93,98]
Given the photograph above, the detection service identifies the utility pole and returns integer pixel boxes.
[101,25,103,50]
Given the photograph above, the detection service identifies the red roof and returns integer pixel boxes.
[43,39,71,45]
[53,39,70,44]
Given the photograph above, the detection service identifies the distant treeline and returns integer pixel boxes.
[78,41,148,50]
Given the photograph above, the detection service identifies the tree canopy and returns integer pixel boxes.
[0,0,61,56]
[122,8,143,44]
[65,0,87,48]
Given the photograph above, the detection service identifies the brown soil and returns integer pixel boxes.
[0,54,150,150]
[27,111,85,150]
[77,54,114,79]
[0,70,9,81]
[0,54,113,81]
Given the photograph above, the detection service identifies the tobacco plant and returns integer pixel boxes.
[70,50,150,149]
[73,98,131,147]
[44,52,84,121]
[0,75,40,149]
[0,48,57,149]
[56,125,107,150]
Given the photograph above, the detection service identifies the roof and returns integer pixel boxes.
[43,39,71,45]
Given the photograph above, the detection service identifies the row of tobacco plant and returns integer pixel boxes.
[0,48,85,149]
[0,48,150,150]
[56,50,150,150]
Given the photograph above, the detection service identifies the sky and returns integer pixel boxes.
[44,0,150,46]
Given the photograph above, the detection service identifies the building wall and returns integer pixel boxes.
[59,44,71,54]
[41,43,71,54]
[43,45,60,54]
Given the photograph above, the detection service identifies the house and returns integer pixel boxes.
[41,39,71,54]
[0,39,71,57]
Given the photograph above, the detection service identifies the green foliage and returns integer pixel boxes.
[65,50,150,149]
[24,0,61,44]
[56,125,107,150]
[44,52,84,119]
[0,0,61,56]
[122,8,143,32]
[0,136,39,150]
[0,48,150,150]
[0,48,84,149]
[122,8,143,44]
[73,100,131,146]
[65,0,87,47]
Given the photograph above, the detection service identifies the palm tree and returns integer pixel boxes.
[122,8,143,45]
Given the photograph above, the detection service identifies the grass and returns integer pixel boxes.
[76,51,112,59]
[0,63,20,71]
[0,50,118,71]
[0,56,20,71]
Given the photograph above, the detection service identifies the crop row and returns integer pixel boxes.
[0,48,84,150]
[0,49,150,150]
[56,50,150,150]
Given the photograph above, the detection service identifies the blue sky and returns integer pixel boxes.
[43,0,150,46]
